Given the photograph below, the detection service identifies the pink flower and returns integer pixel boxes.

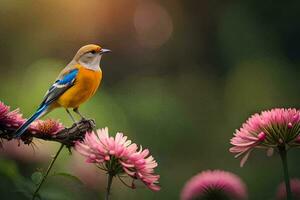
[0,101,26,129]
[230,108,300,167]
[75,127,160,191]
[276,178,300,200]
[29,119,64,135]
[0,102,9,119]
[181,170,247,200]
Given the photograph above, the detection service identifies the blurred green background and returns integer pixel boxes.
[0,0,300,199]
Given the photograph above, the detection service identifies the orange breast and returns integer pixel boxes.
[56,65,102,108]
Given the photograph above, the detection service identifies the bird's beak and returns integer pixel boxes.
[100,49,111,54]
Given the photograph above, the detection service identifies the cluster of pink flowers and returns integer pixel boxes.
[0,101,64,136]
[75,127,160,191]
[5,100,300,199]
[181,170,247,200]
[230,108,300,166]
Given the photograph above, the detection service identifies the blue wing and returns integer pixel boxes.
[15,68,79,137]
[39,69,79,107]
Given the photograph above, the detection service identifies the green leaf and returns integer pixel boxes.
[31,171,43,185]
[51,172,83,185]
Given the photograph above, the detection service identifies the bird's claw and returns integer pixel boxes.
[89,119,96,127]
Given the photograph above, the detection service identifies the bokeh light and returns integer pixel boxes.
[134,1,173,49]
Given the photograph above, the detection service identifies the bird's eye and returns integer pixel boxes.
[90,50,96,54]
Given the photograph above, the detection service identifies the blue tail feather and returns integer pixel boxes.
[14,104,48,137]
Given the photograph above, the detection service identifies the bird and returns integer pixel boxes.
[15,44,111,137]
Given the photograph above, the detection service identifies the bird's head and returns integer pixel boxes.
[74,44,111,70]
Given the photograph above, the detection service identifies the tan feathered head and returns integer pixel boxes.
[73,44,111,70]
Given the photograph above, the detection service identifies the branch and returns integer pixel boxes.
[0,119,95,148]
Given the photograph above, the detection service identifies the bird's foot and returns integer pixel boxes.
[71,118,95,133]
[78,118,95,126]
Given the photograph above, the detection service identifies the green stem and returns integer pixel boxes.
[278,145,292,200]
[105,173,114,200]
[32,144,64,200]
